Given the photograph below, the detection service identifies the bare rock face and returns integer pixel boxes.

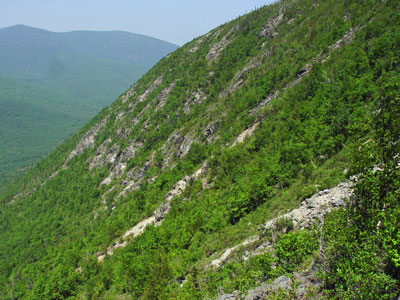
[88,139,143,186]
[204,121,219,143]
[210,236,259,268]
[216,270,321,300]
[219,52,270,98]
[136,75,163,103]
[244,270,322,299]
[293,271,322,298]
[259,13,284,39]
[271,276,292,291]
[132,79,170,130]
[155,81,176,111]
[117,126,129,140]
[183,89,205,114]
[208,180,353,270]
[217,292,238,300]
[216,276,292,300]
[87,139,112,170]
[66,117,108,163]
[162,130,196,167]
[188,31,213,54]
[188,39,203,54]
[206,27,236,62]
[232,122,259,146]
[178,136,194,158]
[119,159,152,196]
[264,181,352,230]
[90,140,140,172]
[116,110,126,120]
[216,273,321,300]
[124,76,164,128]
[99,162,208,261]
[243,276,292,300]
[328,27,355,52]
[154,175,191,223]
[249,27,357,116]
[249,90,279,115]
[121,84,137,104]
[101,144,120,166]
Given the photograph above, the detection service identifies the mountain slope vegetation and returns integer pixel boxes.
[0,0,399,299]
[0,25,178,187]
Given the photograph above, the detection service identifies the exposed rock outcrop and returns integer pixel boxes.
[121,84,137,104]
[232,122,259,146]
[116,126,129,140]
[130,80,174,128]
[162,130,196,167]
[209,180,352,269]
[218,269,322,299]
[259,13,284,39]
[66,118,108,163]
[249,91,279,115]
[99,162,208,261]
[217,276,293,300]
[87,141,115,169]
[184,89,205,114]
[264,181,352,230]
[204,121,219,143]
[119,158,152,197]
[249,27,357,116]
[155,81,176,111]
[136,75,163,103]
[206,28,236,62]
[210,236,259,268]
[219,50,271,98]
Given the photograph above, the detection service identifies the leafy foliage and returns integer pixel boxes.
[0,0,399,299]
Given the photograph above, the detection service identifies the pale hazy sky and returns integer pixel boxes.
[0,0,275,45]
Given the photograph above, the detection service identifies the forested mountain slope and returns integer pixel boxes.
[0,0,399,299]
[0,25,178,187]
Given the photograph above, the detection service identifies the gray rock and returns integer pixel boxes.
[204,121,219,143]
[259,14,283,38]
[217,293,237,300]
[155,81,176,111]
[293,272,309,285]
[206,27,236,62]
[183,89,205,114]
[263,181,352,230]
[136,76,163,103]
[272,275,292,290]
[293,271,322,298]
[219,52,268,98]
[245,283,269,300]
[66,117,108,162]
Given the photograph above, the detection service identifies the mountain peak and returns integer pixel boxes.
[1,24,50,33]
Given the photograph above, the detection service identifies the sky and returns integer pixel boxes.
[0,0,274,45]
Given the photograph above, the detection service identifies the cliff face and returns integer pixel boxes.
[1,0,399,299]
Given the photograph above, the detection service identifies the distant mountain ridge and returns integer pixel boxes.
[0,25,178,187]
[0,25,178,78]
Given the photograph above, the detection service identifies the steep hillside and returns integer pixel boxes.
[0,0,399,299]
[0,25,178,187]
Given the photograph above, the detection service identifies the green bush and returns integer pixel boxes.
[274,229,318,272]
